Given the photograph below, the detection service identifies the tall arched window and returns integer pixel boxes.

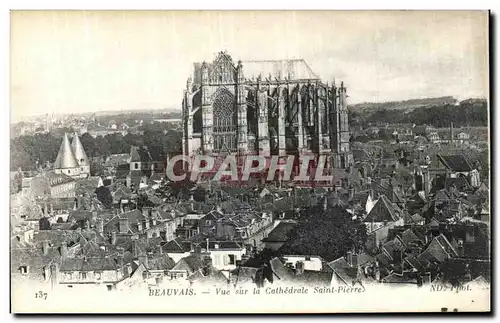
[212,89,236,152]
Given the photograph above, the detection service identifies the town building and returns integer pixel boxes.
[53,133,91,179]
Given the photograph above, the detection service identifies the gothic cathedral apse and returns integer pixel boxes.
[182,51,353,170]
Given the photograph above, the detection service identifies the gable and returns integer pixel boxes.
[210,52,236,84]
[363,196,400,223]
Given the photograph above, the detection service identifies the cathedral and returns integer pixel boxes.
[181,51,353,171]
[53,132,91,179]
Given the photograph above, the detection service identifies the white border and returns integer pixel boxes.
[2,1,497,322]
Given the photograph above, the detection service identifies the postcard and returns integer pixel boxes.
[10,10,490,313]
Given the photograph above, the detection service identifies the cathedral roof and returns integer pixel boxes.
[54,133,79,169]
[241,59,319,81]
[193,56,320,84]
[71,133,89,166]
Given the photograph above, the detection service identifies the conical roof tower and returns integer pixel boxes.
[54,133,79,169]
[71,132,89,166]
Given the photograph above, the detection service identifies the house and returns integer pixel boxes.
[437,154,481,188]
[262,221,296,251]
[456,132,470,144]
[58,257,124,290]
[161,239,192,263]
[363,195,405,251]
[427,132,440,143]
[417,234,458,267]
[103,154,130,170]
[206,241,247,271]
[23,171,76,199]
[281,255,325,272]
[166,253,209,280]
[328,254,364,287]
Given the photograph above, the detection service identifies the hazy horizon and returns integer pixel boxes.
[11,11,489,123]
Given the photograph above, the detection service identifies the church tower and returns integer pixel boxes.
[54,133,81,178]
[71,132,91,178]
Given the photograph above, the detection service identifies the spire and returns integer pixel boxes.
[71,132,89,166]
[54,133,79,169]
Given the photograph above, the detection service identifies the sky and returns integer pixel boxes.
[10,10,489,122]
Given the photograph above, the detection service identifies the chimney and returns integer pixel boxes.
[202,255,213,276]
[50,263,59,290]
[457,239,465,257]
[111,232,117,245]
[60,242,68,260]
[137,221,143,232]
[116,247,125,272]
[42,240,49,255]
[421,272,431,285]
[50,203,54,215]
[119,217,128,233]
[295,261,304,275]
[348,187,355,200]
[347,251,353,266]
[73,197,78,210]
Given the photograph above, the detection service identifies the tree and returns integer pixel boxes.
[279,205,368,261]
[79,132,97,158]
[96,186,113,209]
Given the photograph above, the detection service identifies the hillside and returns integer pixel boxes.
[350,96,458,114]
[349,97,488,128]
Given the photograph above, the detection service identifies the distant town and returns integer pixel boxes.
[11,52,490,293]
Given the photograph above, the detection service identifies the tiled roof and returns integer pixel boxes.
[42,172,75,187]
[327,257,358,285]
[147,254,176,271]
[269,257,295,281]
[445,177,472,192]
[162,239,191,253]
[262,221,296,243]
[382,237,405,258]
[400,229,421,246]
[104,154,130,167]
[363,195,402,223]
[172,255,204,273]
[438,154,473,172]
[230,266,259,286]
[130,146,152,163]
[59,257,118,272]
[189,268,230,286]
